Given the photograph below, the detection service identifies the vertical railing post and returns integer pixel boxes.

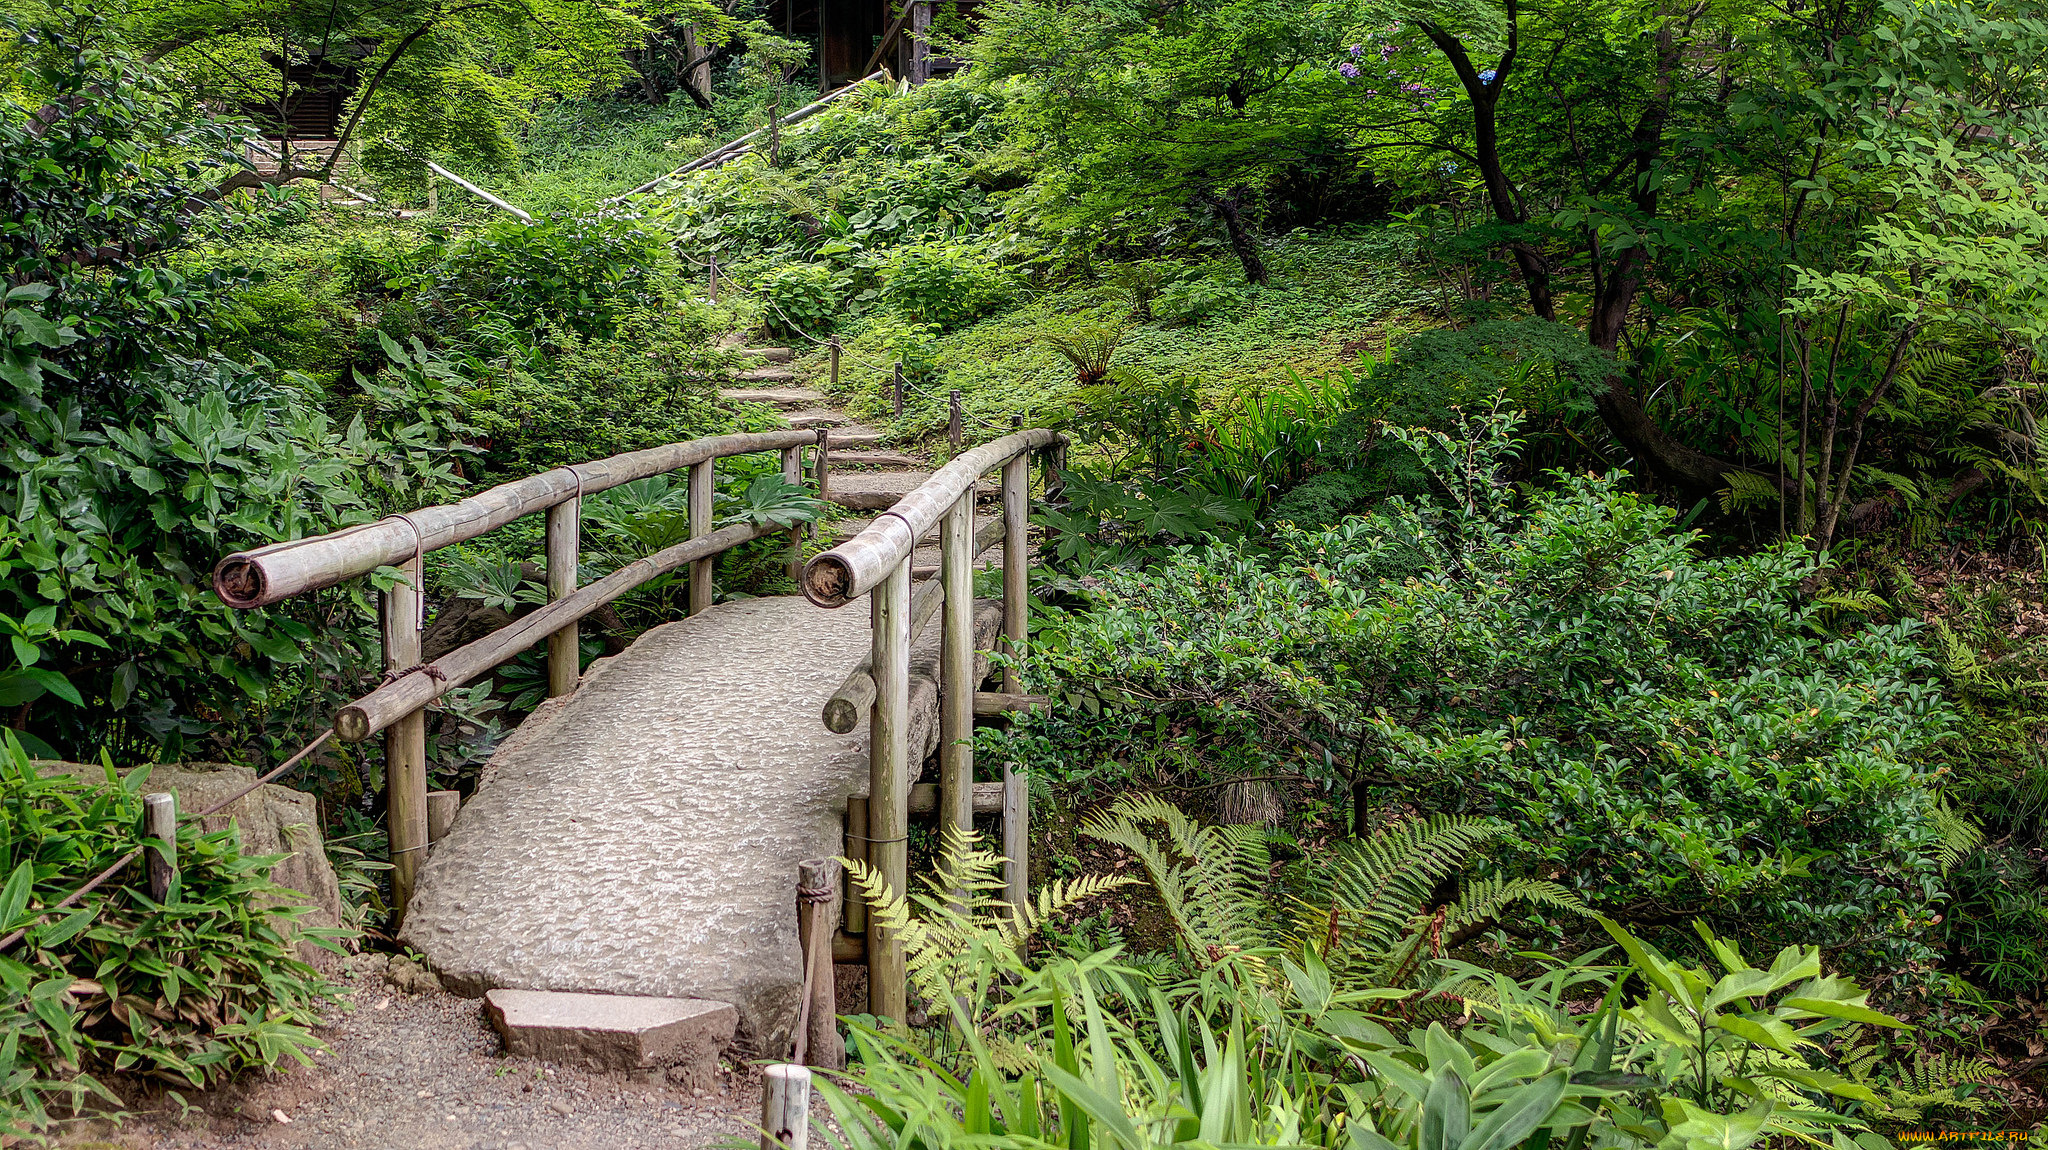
[781,444,804,585]
[938,492,974,866]
[828,338,841,392]
[383,554,428,924]
[948,389,962,451]
[144,792,177,900]
[709,252,719,302]
[892,363,905,420]
[689,458,715,615]
[545,495,580,697]
[842,795,867,936]
[867,559,912,1023]
[1000,449,1029,695]
[1002,763,1028,916]
[813,426,830,504]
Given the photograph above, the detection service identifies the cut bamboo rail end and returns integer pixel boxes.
[759,1064,811,1150]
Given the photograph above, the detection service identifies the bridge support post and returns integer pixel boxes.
[545,495,580,697]
[1003,763,1028,915]
[689,459,715,615]
[383,554,429,925]
[1000,451,1029,695]
[866,558,911,1023]
[938,492,974,875]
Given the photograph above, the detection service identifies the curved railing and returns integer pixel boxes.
[214,428,832,917]
[798,427,1065,1021]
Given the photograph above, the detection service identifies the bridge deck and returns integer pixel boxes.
[399,595,872,1053]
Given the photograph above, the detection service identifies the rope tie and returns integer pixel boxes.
[797,885,835,903]
[379,662,450,687]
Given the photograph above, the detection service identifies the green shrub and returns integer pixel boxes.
[0,735,342,1136]
[877,240,1019,329]
[428,214,680,341]
[750,262,841,337]
[1007,407,1960,976]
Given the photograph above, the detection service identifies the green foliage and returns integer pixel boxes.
[877,240,1020,330]
[714,474,831,531]
[1006,409,1960,974]
[0,733,342,1136]
[750,262,840,337]
[417,214,681,341]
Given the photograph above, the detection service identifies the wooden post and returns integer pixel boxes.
[867,560,911,1023]
[828,338,841,392]
[545,496,580,698]
[892,363,904,420]
[143,792,176,900]
[938,493,974,865]
[709,253,719,302]
[427,790,460,846]
[812,426,830,504]
[426,170,438,214]
[948,390,962,451]
[781,445,805,585]
[1002,763,1028,915]
[795,859,845,1069]
[383,554,428,924]
[760,1064,811,1150]
[842,796,867,935]
[689,458,715,615]
[1000,450,1028,695]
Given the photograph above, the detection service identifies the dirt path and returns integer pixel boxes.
[79,958,832,1150]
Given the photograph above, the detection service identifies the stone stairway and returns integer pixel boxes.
[717,344,1004,577]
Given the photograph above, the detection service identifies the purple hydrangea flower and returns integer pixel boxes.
[1348,43,1366,57]
[1339,62,1362,79]
[1380,42,1396,61]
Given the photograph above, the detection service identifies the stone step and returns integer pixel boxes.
[827,429,885,450]
[826,450,926,468]
[737,366,797,384]
[720,387,827,408]
[786,408,852,429]
[744,347,794,363]
[825,470,934,511]
[484,989,735,1087]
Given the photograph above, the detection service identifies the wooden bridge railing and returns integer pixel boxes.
[213,428,833,920]
[800,427,1066,1022]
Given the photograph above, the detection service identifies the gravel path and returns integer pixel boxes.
[75,957,833,1150]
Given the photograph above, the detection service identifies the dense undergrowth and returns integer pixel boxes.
[0,0,2046,1137]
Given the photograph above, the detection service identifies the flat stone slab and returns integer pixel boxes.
[827,470,934,510]
[827,429,884,449]
[737,366,796,383]
[402,597,872,1054]
[485,989,735,1081]
[784,408,851,428]
[720,387,826,407]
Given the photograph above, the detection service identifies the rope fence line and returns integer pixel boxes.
[0,726,338,953]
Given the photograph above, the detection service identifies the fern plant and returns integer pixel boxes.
[1839,1026,1997,1123]
[1080,796,1585,992]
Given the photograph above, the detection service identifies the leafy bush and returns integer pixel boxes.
[877,240,1019,330]
[750,262,841,337]
[425,213,680,341]
[1008,407,1960,975]
[0,735,342,1136]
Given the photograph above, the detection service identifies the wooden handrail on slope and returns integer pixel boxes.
[798,427,1064,1026]
[212,426,833,923]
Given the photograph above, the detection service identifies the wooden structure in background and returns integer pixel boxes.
[773,0,977,88]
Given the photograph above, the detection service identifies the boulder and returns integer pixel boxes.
[485,989,736,1086]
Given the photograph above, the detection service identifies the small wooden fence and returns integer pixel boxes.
[212,429,831,917]
[800,427,1066,1022]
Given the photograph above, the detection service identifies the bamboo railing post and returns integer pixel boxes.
[689,459,715,615]
[892,363,905,420]
[1000,451,1028,695]
[781,445,805,585]
[143,792,176,900]
[795,858,845,1069]
[709,253,719,302]
[867,559,912,1023]
[545,495,580,697]
[938,493,974,864]
[842,796,867,935]
[383,554,428,924]
[760,1064,811,1150]
[1002,763,1028,915]
[948,390,962,451]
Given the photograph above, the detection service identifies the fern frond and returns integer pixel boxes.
[1719,470,1782,514]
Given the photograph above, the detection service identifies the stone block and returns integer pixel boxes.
[485,989,736,1080]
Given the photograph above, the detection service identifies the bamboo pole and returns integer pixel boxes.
[821,514,1002,734]
[423,160,532,223]
[1000,452,1028,695]
[782,445,805,586]
[336,522,779,742]
[866,560,911,1024]
[802,431,1058,608]
[906,781,1005,815]
[842,797,868,935]
[794,859,844,1069]
[545,497,580,697]
[143,792,176,900]
[689,459,715,615]
[384,555,428,925]
[759,1064,811,1150]
[215,430,816,609]
[892,364,904,420]
[938,493,974,861]
[1003,764,1028,915]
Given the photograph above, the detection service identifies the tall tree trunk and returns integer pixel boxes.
[1203,188,1268,285]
